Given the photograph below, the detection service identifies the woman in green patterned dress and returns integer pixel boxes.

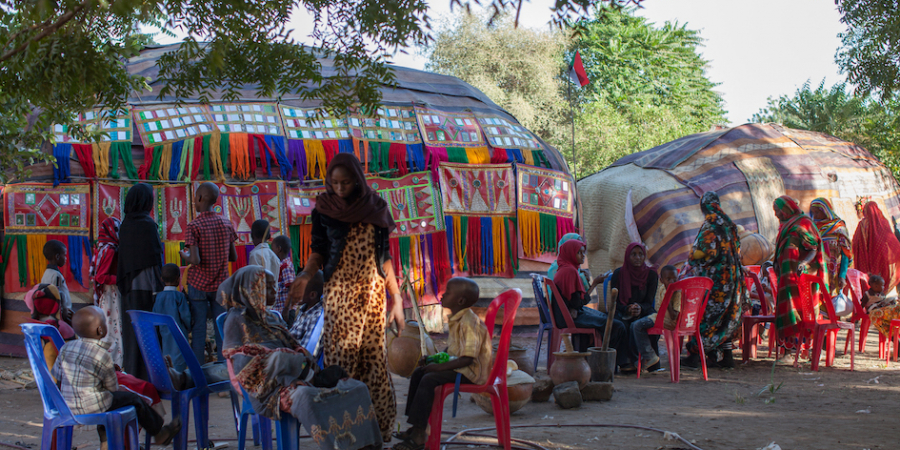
[681,191,748,369]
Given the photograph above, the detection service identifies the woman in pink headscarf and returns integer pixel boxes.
[551,239,626,364]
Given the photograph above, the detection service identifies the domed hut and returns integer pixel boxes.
[579,123,900,274]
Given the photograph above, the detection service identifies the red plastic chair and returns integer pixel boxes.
[887,320,900,366]
[795,274,855,371]
[744,265,761,277]
[425,289,522,450]
[742,270,778,361]
[843,269,875,355]
[645,276,713,383]
[541,278,603,368]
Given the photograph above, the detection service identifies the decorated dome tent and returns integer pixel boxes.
[0,43,576,356]
[579,122,900,277]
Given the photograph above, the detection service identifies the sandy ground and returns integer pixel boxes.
[1,330,899,450]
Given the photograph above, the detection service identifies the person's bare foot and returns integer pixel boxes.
[154,417,183,446]
[165,355,189,391]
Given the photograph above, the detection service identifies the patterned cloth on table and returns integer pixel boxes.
[91,217,124,366]
[320,223,396,441]
[683,191,747,356]
[773,196,827,346]
[289,301,324,357]
[868,299,900,336]
[274,257,295,313]
[186,211,238,292]
[852,202,900,292]
[810,198,852,292]
[52,338,117,415]
[289,378,382,450]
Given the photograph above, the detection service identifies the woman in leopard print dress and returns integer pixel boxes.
[290,153,406,442]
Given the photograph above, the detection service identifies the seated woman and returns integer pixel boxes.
[609,242,659,373]
[221,266,381,450]
[551,239,626,363]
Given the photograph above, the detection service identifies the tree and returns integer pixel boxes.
[569,7,726,175]
[752,80,900,177]
[1,0,638,183]
[425,13,569,145]
[836,0,900,100]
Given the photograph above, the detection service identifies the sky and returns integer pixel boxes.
[156,0,847,125]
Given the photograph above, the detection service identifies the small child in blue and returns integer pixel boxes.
[152,264,191,371]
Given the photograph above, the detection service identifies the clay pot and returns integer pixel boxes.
[549,333,591,389]
[473,370,534,415]
[387,320,437,378]
[493,344,533,376]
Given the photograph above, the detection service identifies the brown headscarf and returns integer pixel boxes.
[314,153,395,232]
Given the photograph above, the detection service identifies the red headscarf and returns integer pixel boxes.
[553,239,586,301]
[618,242,651,305]
[852,202,900,290]
[314,153,396,231]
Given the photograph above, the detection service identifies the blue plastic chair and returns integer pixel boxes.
[128,311,232,450]
[20,324,139,450]
[215,312,300,450]
[530,273,554,373]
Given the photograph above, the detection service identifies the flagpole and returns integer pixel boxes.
[570,79,576,180]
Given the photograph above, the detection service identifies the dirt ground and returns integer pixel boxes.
[1,330,898,450]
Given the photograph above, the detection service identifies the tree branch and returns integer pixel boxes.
[0,0,93,63]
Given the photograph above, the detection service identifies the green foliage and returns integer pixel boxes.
[751,80,900,178]
[425,13,569,146]
[424,7,726,178]
[836,0,900,100]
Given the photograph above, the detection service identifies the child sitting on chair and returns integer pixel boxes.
[395,277,492,450]
[52,306,182,449]
[152,264,191,371]
[288,270,325,357]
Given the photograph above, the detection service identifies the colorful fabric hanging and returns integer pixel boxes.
[15,235,27,287]
[169,140,185,181]
[0,236,26,287]
[72,143,95,179]
[289,224,312,272]
[204,133,226,181]
[26,234,47,286]
[109,141,138,180]
[407,143,426,172]
[322,140,339,166]
[367,141,390,174]
[426,146,448,182]
[464,147,491,164]
[148,145,164,181]
[388,143,408,177]
[491,148,509,164]
[92,142,111,178]
[189,136,203,181]
[164,241,182,265]
[53,144,74,185]
[67,235,91,287]
[138,146,154,180]
[265,135,292,180]
[446,147,468,163]
[426,232,451,294]
[229,133,251,179]
[531,150,551,168]
[506,149,524,164]
[250,134,277,177]
[338,140,354,154]
[218,131,230,176]
[287,139,308,181]
[305,139,327,179]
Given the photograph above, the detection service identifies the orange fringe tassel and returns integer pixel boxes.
[230,133,250,179]
[519,209,541,258]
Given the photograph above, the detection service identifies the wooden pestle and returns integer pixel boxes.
[600,288,618,351]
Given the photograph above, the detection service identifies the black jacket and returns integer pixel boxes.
[309,209,391,282]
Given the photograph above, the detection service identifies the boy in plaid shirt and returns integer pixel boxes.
[180,182,237,363]
[288,270,324,357]
[272,235,295,317]
[53,307,181,448]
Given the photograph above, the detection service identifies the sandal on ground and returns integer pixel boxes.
[156,417,183,446]
[392,430,412,441]
[392,438,424,450]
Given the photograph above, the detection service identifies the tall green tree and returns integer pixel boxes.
[836,0,900,100]
[752,80,900,177]
[1,0,632,183]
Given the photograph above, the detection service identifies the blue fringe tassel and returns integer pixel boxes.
[480,217,494,275]
[445,216,455,274]
[53,144,72,186]
[67,236,89,287]
[169,140,184,181]
[506,148,524,164]
[266,136,292,181]
[426,234,438,296]
[407,143,426,172]
[338,139,354,154]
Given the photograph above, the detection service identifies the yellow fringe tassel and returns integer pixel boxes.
[305,140,327,179]
[209,131,226,181]
[92,142,111,178]
[164,241,182,266]
[465,147,491,165]
[492,217,506,274]
[27,234,47,285]
[523,150,535,166]
[519,209,540,258]
[230,133,250,179]
[452,216,465,269]
[158,143,173,181]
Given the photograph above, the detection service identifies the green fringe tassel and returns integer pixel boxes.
[220,133,230,175]
[504,217,519,273]
[149,145,163,181]
[447,147,469,163]
[399,236,411,272]
[539,212,557,254]
[109,141,138,179]
[532,150,551,168]
[16,235,27,287]
[289,225,301,273]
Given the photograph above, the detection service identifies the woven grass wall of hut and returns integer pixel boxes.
[579,123,900,275]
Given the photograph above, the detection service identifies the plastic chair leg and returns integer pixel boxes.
[695,333,708,382]
[811,328,825,371]
[859,319,870,353]
[173,397,191,450]
[257,415,273,450]
[276,415,299,450]
[768,326,777,358]
[40,420,55,450]
[533,326,545,374]
[237,410,250,450]
[252,414,262,446]
[741,322,754,361]
[849,330,855,371]
[55,426,73,450]
[105,416,124,450]
[426,387,447,450]
[192,395,210,450]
